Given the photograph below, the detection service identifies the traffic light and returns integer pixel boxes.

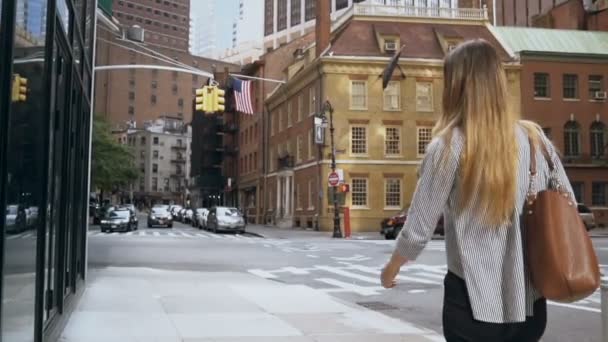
[195,86,207,112]
[11,73,27,102]
[213,87,226,113]
[338,184,349,193]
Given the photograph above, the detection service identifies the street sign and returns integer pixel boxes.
[328,172,340,187]
[315,125,324,144]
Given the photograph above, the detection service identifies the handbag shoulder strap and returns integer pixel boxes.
[528,135,555,176]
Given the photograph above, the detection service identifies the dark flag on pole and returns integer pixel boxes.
[381,45,406,90]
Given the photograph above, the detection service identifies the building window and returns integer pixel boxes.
[308,178,315,209]
[592,182,607,206]
[563,74,579,99]
[152,81,157,89]
[589,75,604,100]
[305,0,316,21]
[141,137,146,145]
[296,135,303,162]
[542,127,552,139]
[139,179,145,191]
[385,178,401,208]
[253,152,257,170]
[287,102,293,127]
[385,127,401,156]
[296,183,302,209]
[153,150,159,159]
[417,127,433,157]
[278,109,284,132]
[277,0,287,30]
[151,95,157,105]
[128,106,134,115]
[572,182,584,203]
[129,92,135,100]
[564,121,581,158]
[351,126,367,155]
[309,86,316,115]
[591,121,606,159]
[383,81,400,110]
[153,137,159,145]
[534,73,550,98]
[352,178,368,207]
[140,150,145,158]
[336,0,349,10]
[291,0,302,26]
[152,177,158,191]
[129,79,135,89]
[172,84,178,95]
[152,69,158,78]
[416,82,434,112]
[350,81,367,110]
[264,0,274,35]
[297,95,303,122]
[153,164,158,173]
[178,98,184,108]
[172,71,178,81]
[308,128,314,160]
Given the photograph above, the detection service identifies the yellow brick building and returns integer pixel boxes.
[263,3,521,232]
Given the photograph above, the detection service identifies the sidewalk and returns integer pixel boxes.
[590,227,608,238]
[246,224,383,240]
[60,267,443,342]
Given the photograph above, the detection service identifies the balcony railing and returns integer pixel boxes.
[277,155,295,170]
[171,144,187,150]
[352,4,488,20]
[171,158,186,164]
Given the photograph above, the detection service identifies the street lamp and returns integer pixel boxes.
[319,100,342,238]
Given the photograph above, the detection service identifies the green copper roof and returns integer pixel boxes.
[492,26,608,56]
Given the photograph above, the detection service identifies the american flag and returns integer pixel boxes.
[233,78,254,115]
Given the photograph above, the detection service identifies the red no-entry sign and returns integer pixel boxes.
[328,172,339,186]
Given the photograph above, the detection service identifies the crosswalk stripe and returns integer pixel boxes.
[316,278,383,296]
[168,232,178,237]
[315,266,381,284]
[180,232,194,237]
[21,233,33,239]
[126,232,134,236]
[138,231,146,236]
[346,264,440,285]
[6,234,21,240]
[412,272,444,280]
[195,233,208,238]
[153,232,160,237]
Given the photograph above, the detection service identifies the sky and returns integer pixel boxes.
[213,0,239,51]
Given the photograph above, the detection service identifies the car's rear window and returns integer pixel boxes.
[152,209,168,215]
[578,205,592,213]
[217,208,240,217]
[109,210,130,218]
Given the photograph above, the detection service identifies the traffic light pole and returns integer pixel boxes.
[326,101,342,239]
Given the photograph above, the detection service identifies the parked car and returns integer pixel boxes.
[94,205,116,225]
[578,203,596,231]
[170,205,183,220]
[380,208,444,240]
[176,208,187,222]
[195,208,209,229]
[184,209,194,224]
[5,204,26,234]
[192,208,204,227]
[148,207,173,228]
[101,209,137,233]
[206,207,246,234]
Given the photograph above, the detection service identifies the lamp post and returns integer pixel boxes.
[320,100,342,238]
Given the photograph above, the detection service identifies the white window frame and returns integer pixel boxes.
[417,127,433,157]
[278,109,283,132]
[350,125,368,156]
[416,81,434,112]
[309,86,316,116]
[297,95,303,122]
[350,80,368,110]
[296,135,303,162]
[296,183,302,210]
[384,178,402,209]
[351,178,369,209]
[287,102,293,128]
[383,81,401,111]
[308,179,315,210]
[271,112,276,136]
[308,128,314,160]
[269,148,274,171]
[384,126,402,157]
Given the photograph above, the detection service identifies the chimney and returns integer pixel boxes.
[315,0,331,57]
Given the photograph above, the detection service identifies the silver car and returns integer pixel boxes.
[578,204,596,231]
[206,207,245,234]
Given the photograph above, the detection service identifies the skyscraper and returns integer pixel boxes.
[112,0,190,52]
[190,0,217,58]
[15,0,47,41]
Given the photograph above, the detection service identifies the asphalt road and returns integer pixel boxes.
[2,212,602,340]
[77,214,608,341]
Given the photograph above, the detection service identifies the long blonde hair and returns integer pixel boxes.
[434,39,535,225]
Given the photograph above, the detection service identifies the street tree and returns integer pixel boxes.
[91,114,138,200]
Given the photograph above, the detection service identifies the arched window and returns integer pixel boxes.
[564,121,581,158]
[591,121,607,159]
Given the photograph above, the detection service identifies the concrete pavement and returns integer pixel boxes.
[59,267,443,342]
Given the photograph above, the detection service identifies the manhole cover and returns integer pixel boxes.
[357,301,397,311]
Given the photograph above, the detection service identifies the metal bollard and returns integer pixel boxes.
[602,277,608,342]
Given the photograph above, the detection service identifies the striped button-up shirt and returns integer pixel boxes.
[395,125,573,323]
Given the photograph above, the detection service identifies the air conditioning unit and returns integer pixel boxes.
[594,91,607,100]
[384,41,397,52]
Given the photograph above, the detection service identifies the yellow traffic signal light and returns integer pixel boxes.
[213,87,226,113]
[195,87,205,112]
[11,74,27,102]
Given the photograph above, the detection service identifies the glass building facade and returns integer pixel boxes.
[0,0,96,341]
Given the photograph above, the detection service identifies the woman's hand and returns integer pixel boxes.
[381,252,409,289]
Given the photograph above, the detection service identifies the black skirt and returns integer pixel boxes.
[442,271,547,342]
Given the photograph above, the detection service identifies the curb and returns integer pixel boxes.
[243,231,265,238]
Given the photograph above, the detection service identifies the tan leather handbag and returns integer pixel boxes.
[524,138,600,302]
